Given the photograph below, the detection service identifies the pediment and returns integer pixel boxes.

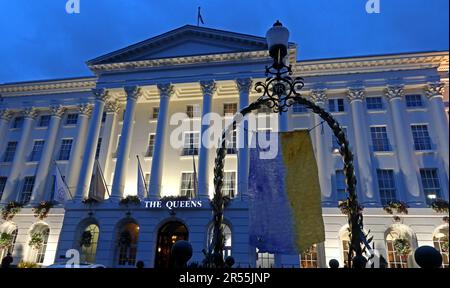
[87,25,271,65]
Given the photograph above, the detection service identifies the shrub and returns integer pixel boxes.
[17,261,40,268]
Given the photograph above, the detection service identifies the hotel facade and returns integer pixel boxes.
[0,25,448,268]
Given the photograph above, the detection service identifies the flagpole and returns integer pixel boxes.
[95,159,110,198]
[136,155,149,196]
[192,153,198,198]
[197,7,200,26]
[53,160,74,200]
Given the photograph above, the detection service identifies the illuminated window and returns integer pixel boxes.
[117,223,139,267]
[146,134,155,157]
[225,129,237,154]
[300,244,319,268]
[256,249,275,268]
[186,104,200,118]
[208,224,232,258]
[152,107,159,119]
[420,168,441,205]
[433,227,449,268]
[80,224,100,264]
[35,228,50,264]
[182,132,199,156]
[223,103,237,116]
[222,172,236,198]
[180,172,196,198]
[385,230,410,268]
[0,228,18,259]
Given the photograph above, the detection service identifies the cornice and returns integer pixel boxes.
[0,78,97,96]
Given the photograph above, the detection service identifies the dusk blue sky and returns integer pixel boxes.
[0,0,448,84]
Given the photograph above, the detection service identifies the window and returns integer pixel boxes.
[328,99,345,112]
[34,227,50,264]
[38,115,51,127]
[65,113,78,125]
[208,224,232,258]
[180,172,196,198]
[30,140,45,162]
[0,228,17,260]
[95,138,102,160]
[3,142,17,162]
[182,132,199,156]
[411,125,432,151]
[58,139,73,161]
[152,107,159,119]
[117,223,139,267]
[80,224,100,264]
[386,231,410,268]
[377,169,396,205]
[420,168,441,205]
[223,103,237,116]
[0,177,7,201]
[256,249,275,268]
[370,126,390,152]
[225,129,237,154]
[433,229,449,268]
[332,127,347,151]
[405,95,423,108]
[300,244,319,268]
[186,105,200,118]
[146,134,156,157]
[12,117,24,129]
[20,176,35,204]
[293,103,308,114]
[335,170,346,201]
[366,97,383,110]
[222,172,236,198]
[342,239,351,268]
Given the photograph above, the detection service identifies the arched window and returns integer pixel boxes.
[0,225,18,259]
[256,248,275,268]
[385,226,416,268]
[300,244,324,268]
[433,225,449,268]
[116,222,139,267]
[339,227,351,268]
[208,224,232,258]
[28,225,50,264]
[80,224,100,263]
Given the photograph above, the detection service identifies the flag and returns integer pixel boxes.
[88,161,107,201]
[137,157,148,199]
[197,7,204,26]
[248,130,325,254]
[54,165,70,203]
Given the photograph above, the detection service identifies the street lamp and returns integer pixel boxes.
[207,21,371,268]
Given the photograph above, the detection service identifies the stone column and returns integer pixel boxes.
[236,78,251,201]
[148,84,174,198]
[1,108,38,204]
[425,82,449,181]
[311,89,334,205]
[0,109,13,156]
[110,86,142,201]
[74,89,109,201]
[386,86,424,206]
[98,101,119,183]
[30,105,66,204]
[198,80,217,199]
[347,88,379,206]
[66,103,92,194]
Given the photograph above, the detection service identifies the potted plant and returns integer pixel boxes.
[383,200,409,215]
[431,199,449,214]
[0,232,14,250]
[80,231,93,248]
[119,195,141,206]
[1,202,23,221]
[338,200,364,216]
[393,238,411,260]
[28,232,44,250]
[32,201,55,220]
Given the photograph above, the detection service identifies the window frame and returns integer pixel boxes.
[370,126,391,152]
[366,97,384,110]
[30,140,45,162]
[376,169,397,205]
[411,124,432,151]
[58,139,73,161]
[65,113,79,126]
[3,141,18,162]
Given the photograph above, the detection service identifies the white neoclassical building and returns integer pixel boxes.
[0,25,448,268]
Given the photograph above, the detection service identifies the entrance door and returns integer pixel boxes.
[154,222,188,268]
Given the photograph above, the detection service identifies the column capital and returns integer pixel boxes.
[92,88,109,102]
[310,89,328,103]
[425,82,446,99]
[105,101,120,114]
[200,80,217,96]
[385,85,405,101]
[50,105,66,118]
[22,107,38,119]
[346,87,365,102]
[157,83,175,99]
[124,86,142,101]
[78,103,93,116]
[0,109,14,121]
[236,78,252,94]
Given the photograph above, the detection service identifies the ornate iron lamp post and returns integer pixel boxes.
[207,21,370,268]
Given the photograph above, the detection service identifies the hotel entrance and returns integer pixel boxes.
[154,221,189,268]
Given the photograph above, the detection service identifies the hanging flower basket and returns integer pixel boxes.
[393,238,411,257]
[32,201,55,220]
[80,231,93,247]
[431,199,449,214]
[119,195,141,206]
[28,233,44,250]
[0,232,14,250]
[1,202,23,221]
[383,201,409,215]
[338,200,364,216]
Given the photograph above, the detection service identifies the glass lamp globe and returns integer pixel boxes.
[266,21,290,69]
